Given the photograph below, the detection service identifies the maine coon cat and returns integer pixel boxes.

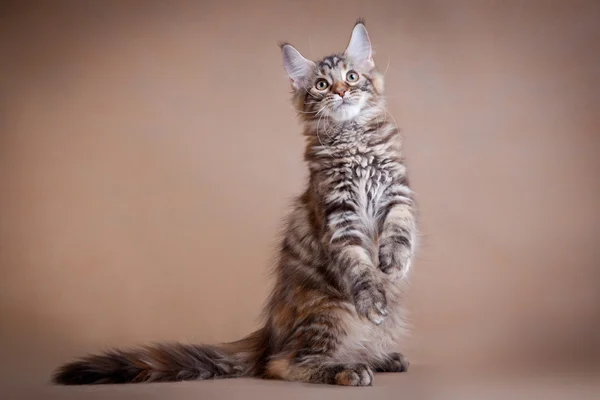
[53,19,417,387]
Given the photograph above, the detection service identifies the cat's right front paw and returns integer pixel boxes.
[374,352,409,373]
[353,285,388,325]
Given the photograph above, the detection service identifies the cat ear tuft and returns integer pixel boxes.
[344,22,374,69]
[281,43,315,90]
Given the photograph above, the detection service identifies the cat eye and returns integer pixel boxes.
[315,79,329,91]
[346,71,359,83]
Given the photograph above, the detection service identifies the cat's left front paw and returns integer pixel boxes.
[378,241,410,274]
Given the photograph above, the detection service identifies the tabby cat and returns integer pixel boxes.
[53,19,417,387]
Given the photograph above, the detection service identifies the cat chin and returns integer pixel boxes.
[329,103,363,122]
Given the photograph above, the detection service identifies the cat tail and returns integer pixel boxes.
[52,328,268,385]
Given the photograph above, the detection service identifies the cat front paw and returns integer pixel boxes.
[378,240,411,275]
[353,284,388,325]
[374,352,409,373]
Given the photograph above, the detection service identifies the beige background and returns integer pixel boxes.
[1,0,599,395]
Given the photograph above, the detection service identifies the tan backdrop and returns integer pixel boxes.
[1,0,599,390]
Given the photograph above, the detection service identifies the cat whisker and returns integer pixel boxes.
[383,107,400,134]
[383,55,391,76]
[289,105,319,114]
[315,109,334,159]
[317,106,331,140]
[304,90,319,100]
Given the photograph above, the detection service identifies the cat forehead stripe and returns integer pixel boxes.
[320,55,343,69]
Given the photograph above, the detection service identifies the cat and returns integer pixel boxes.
[53,19,417,387]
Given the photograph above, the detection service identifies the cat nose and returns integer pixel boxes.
[333,83,348,97]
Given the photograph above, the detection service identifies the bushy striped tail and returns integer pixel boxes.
[53,330,266,385]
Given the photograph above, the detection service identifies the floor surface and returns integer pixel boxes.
[4,364,599,400]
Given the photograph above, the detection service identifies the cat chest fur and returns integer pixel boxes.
[324,152,395,242]
[324,153,407,363]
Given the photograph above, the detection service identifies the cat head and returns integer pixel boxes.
[280,20,384,123]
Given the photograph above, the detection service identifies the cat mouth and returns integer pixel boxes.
[333,99,354,109]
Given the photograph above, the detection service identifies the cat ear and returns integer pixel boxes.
[344,21,374,69]
[281,43,315,90]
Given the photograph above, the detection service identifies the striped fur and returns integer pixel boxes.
[53,20,416,387]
